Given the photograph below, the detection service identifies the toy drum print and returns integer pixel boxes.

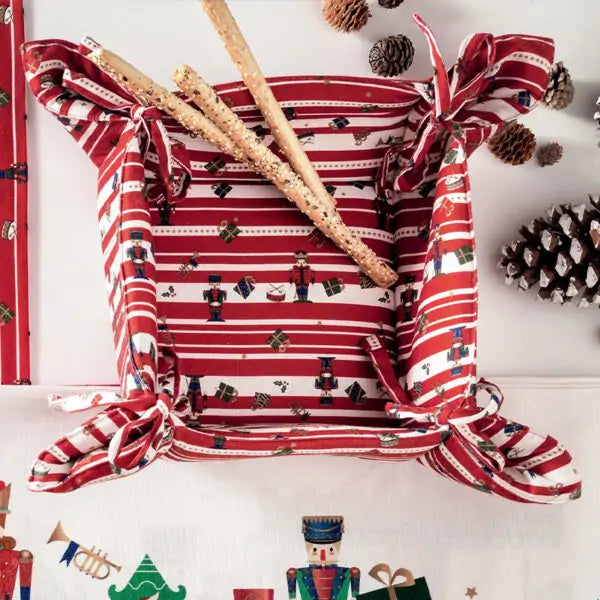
[266,283,286,302]
[233,590,274,600]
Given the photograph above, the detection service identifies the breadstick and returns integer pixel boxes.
[199,0,337,208]
[90,48,397,288]
[89,47,246,163]
[174,66,397,288]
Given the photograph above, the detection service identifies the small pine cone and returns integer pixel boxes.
[322,0,370,33]
[487,122,536,166]
[378,0,405,7]
[544,62,575,110]
[537,142,563,167]
[369,34,415,77]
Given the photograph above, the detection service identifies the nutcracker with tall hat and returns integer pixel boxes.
[126,230,148,279]
[0,483,33,600]
[289,251,315,303]
[203,274,227,322]
[287,516,360,600]
[314,357,338,406]
[431,224,446,279]
[400,276,418,322]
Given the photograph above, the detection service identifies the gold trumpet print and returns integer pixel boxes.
[47,521,122,580]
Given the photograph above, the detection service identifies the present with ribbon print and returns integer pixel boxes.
[322,277,345,297]
[454,245,474,265]
[0,301,15,325]
[357,564,432,600]
[267,328,290,352]
[215,382,238,403]
[234,275,256,299]
[218,220,241,243]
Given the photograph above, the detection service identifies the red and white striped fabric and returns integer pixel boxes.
[22,16,581,503]
[0,0,30,385]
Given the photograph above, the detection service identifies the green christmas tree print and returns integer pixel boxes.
[108,554,186,599]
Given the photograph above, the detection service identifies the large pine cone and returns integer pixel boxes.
[487,122,536,165]
[378,0,405,7]
[322,0,370,32]
[369,34,415,77]
[544,62,574,110]
[499,196,600,307]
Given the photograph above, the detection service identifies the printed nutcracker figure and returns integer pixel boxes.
[400,276,418,322]
[287,516,360,600]
[314,357,338,406]
[187,375,208,414]
[373,194,390,231]
[203,274,227,322]
[447,326,469,376]
[127,231,148,279]
[431,224,449,279]
[289,251,315,303]
[0,163,27,184]
[0,483,33,600]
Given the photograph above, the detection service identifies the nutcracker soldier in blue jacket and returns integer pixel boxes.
[289,251,315,303]
[127,230,148,279]
[0,483,33,600]
[203,274,227,322]
[287,516,359,600]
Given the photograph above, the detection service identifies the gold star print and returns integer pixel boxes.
[465,588,478,599]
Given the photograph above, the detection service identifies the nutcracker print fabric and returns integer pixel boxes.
[0,0,29,384]
[21,16,581,503]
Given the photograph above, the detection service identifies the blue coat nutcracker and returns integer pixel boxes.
[126,231,148,279]
[287,516,360,600]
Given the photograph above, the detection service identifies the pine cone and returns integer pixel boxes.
[369,35,415,77]
[487,122,536,165]
[499,196,600,307]
[537,142,563,167]
[544,62,575,110]
[378,0,405,8]
[322,0,370,32]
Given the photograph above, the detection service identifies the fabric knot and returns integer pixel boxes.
[130,105,162,123]
[107,391,176,475]
[363,334,582,498]
[130,104,191,205]
[376,14,496,195]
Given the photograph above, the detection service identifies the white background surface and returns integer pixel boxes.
[0,382,596,599]
[1,3,598,600]
[24,0,600,384]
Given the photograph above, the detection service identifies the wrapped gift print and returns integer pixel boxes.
[21,16,582,504]
[287,517,360,600]
[356,565,431,600]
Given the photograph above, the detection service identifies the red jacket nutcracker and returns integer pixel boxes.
[289,251,315,303]
[0,483,32,600]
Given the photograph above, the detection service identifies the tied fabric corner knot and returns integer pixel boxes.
[376,14,496,195]
[129,104,191,205]
[107,391,176,476]
[362,334,582,503]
